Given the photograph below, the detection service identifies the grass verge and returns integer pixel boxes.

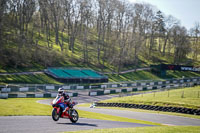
[101,86,200,109]
[63,126,200,133]
[0,98,51,116]
[97,106,200,119]
[77,109,161,126]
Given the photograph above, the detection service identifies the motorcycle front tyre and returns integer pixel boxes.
[52,108,60,121]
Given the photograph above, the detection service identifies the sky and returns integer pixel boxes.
[128,0,200,30]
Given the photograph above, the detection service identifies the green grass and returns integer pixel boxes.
[64,126,200,133]
[0,68,42,73]
[102,86,200,109]
[106,70,200,82]
[77,103,92,107]
[166,71,200,79]
[0,74,61,84]
[0,98,51,116]
[77,109,161,126]
[106,70,162,82]
[0,64,45,73]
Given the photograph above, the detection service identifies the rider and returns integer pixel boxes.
[58,88,72,112]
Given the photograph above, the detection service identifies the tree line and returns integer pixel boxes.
[0,0,200,72]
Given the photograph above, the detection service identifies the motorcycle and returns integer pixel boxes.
[51,95,79,123]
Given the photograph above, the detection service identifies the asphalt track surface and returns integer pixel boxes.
[0,116,151,133]
[0,94,153,133]
[40,96,200,126]
[1,94,200,133]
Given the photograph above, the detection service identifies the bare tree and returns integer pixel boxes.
[39,0,52,48]
[190,22,200,61]
[148,11,157,57]
[114,0,131,74]
[63,0,81,53]
[162,15,179,56]
[129,3,148,69]
[48,0,63,47]
[78,0,93,63]
[0,0,7,49]
[171,26,191,64]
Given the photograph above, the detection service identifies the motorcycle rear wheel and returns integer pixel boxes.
[52,108,60,121]
[69,109,79,123]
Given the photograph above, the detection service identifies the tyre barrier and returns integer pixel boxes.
[96,102,200,115]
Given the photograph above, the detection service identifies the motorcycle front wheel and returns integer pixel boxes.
[69,109,79,123]
[52,108,60,121]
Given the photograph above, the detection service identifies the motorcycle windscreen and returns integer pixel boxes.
[52,95,61,104]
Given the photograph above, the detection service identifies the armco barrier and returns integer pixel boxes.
[0,92,78,99]
[1,77,200,98]
[96,103,200,115]
[89,86,158,96]
[0,93,8,98]
[88,79,200,96]
[2,77,200,92]
[1,88,11,93]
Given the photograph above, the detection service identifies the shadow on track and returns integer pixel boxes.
[57,122,97,127]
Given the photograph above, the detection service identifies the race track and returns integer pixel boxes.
[40,97,200,126]
[39,94,200,126]
[1,94,200,133]
[0,116,151,133]
[77,107,200,126]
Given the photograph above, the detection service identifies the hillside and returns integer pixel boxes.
[0,28,199,73]
[0,0,200,84]
[0,28,200,84]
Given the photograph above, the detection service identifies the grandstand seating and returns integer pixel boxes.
[64,69,88,78]
[45,68,108,83]
[48,68,71,78]
[81,69,102,78]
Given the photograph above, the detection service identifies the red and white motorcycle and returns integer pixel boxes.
[51,95,79,123]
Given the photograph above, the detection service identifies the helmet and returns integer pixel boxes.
[58,88,65,94]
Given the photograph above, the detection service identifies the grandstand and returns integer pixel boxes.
[45,68,108,83]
